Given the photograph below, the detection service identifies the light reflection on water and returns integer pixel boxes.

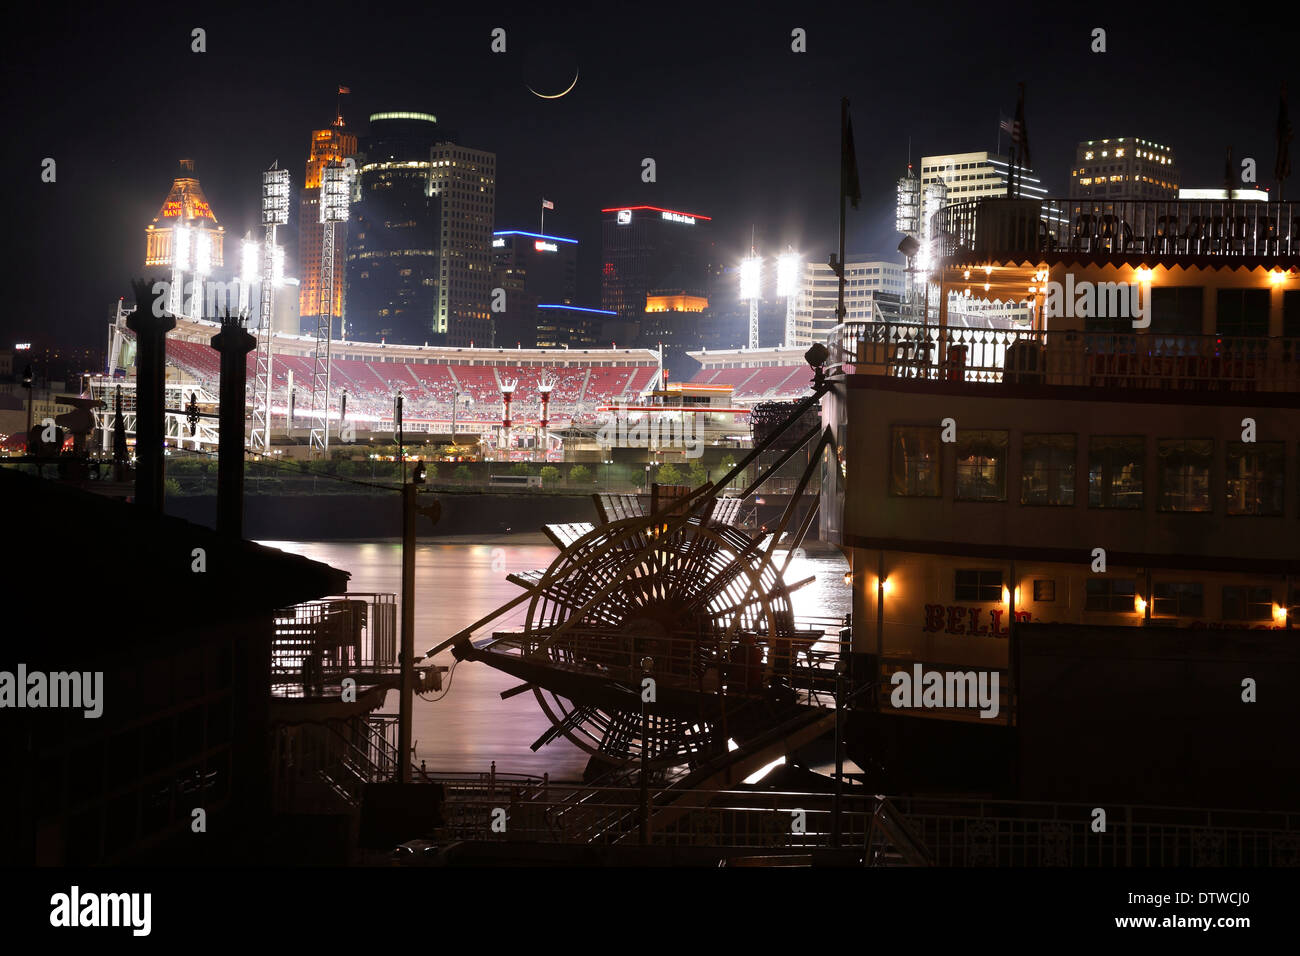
[261,538,849,781]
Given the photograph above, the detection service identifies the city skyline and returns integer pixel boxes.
[5,6,1294,354]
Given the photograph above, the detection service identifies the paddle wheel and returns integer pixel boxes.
[426,363,838,775]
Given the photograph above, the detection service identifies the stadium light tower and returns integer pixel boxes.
[740,253,761,350]
[250,165,290,452]
[309,163,351,454]
[776,250,801,347]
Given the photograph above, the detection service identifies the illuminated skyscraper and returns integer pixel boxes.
[144,159,225,270]
[346,112,442,344]
[1069,137,1178,201]
[143,159,225,319]
[490,230,577,347]
[298,115,357,334]
[600,204,713,343]
[430,142,496,346]
[345,113,495,346]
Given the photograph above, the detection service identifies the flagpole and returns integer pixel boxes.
[540,200,545,236]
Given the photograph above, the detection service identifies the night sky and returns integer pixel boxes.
[4,2,1295,355]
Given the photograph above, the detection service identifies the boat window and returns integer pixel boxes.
[1085,578,1136,612]
[954,430,1008,501]
[1022,434,1076,506]
[955,569,1002,602]
[890,426,941,497]
[1088,436,1144,509]
[1221,586,1273,622]
[1216,289,1269,338]
[1157,439,1213,512]
[1225,441,1284,516]
[1153,581,1204,617]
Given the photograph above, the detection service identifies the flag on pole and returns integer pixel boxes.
[338,86,351,95]
[542,199,554,210]
[1011,82,1030,170]
[841,98,861,210]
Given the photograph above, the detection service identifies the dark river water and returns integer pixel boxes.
[261,538,850,781]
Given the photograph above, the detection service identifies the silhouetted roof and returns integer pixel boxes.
[3,469,348,659]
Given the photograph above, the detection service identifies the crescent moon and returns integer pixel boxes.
[527,68,579,99]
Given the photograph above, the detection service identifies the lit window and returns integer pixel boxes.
[890,425,941,496]
[955,430,1009,501]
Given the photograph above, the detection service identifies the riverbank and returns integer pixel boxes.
[168,491,839,549]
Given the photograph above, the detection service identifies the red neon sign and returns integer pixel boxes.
[600,205,711,221]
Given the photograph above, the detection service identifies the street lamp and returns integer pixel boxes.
[21,364,34,453]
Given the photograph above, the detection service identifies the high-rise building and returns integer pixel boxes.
[143,159,226,321]
[345,112,442,344]
[491,230,577,347]
[919,151,1047,201]
[600,205,714,342]
[430,142,496,346]
[534,304,606,349]
[790,258,905,347]
[1069,137,1178,201]
[298,116,357,335]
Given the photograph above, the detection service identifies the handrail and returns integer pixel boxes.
[828,321,1299,393]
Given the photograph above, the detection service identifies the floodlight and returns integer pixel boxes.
[262,169,290,226]
[172,224,190,270]
[897,235,920,258]
[320,165,350,223]
[739,257,761,301]
[241,239,261,283]
[776,252,800,298]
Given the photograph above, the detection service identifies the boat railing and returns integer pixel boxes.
[270,592,398,693]
[827,321,1300,392]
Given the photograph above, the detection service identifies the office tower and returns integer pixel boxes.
[491,230,577,347]
[1069,138,1178,201]
[790,258,906,347]
[430,142,496,346]
[298,116,357,335]
[345,112,442,344]
[919,150,1047,201]
[600,204,714,342]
